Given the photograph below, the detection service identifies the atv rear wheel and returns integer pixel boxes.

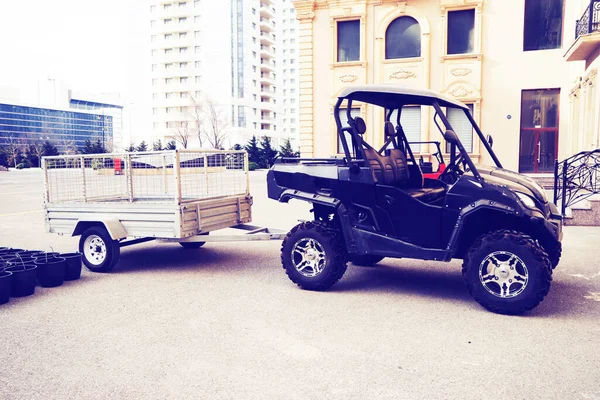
[462,230,552,315]
[281,221,347,291]
[348,254,384,266]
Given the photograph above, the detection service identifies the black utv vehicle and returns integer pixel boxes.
[267,85,563,315]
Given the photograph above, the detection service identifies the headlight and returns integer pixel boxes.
[516,192,536,209]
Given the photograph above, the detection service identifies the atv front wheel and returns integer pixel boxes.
[348,254,384,266]
[281,222,347,291]
[546,241,561,269]
[462,230,552,315]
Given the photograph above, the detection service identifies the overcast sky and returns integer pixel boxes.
[0,0,154,140]
[0,0,150,98]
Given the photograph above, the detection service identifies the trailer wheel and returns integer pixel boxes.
[79,226,120,273]
[462,230,552,315]
[348,254,384,266]
[179,232,209,249]
[281,221,347,291]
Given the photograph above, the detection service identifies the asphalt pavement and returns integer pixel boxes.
[1,168,599,400]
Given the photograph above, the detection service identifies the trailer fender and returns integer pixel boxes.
[72,218,127,240]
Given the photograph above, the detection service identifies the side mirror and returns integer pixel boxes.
[486,134,494,148]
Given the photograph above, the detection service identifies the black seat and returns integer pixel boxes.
[384,120,446,203]
[353,117,395,185]
[383,122,410,185]
[353,117,445,204]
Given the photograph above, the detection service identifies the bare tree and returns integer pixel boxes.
[33,141,45,161]
[172,122,191,149]
[23,133,46,163]
[202,98,230,149]
[186,93,204,148]
[5,134,24,167]
[60,139,79,155]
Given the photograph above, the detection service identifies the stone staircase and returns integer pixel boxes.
[530,174,556,190]
[562,195,600,226]
[539,179,600,226]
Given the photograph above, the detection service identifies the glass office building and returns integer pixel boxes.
[0,102,116,153]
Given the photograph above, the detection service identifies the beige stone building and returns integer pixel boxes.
[293,0,594,174]
[565,0,600,155]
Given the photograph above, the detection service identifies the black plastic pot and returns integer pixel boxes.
[0,249,24,257]
[34,257,66,288]
[5,256,36,268]
[61,253,82,281]
[4,265,37,297]
[33,252,61,260]
[0,271,13,304]
[18,250,45,258]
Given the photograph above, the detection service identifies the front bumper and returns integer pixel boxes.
[529,202,563,242]
[548,202,563,241]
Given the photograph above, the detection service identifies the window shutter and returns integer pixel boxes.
[337,108,361,155]
[391,106,421,152]
[447,105,473,152]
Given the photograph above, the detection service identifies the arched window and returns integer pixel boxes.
[385,16,421,59]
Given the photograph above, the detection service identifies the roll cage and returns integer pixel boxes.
[333,86,503,182]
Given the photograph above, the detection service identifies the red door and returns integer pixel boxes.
[519,89,559,173]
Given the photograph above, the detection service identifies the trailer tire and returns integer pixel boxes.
[281,221,347,291]
[348,254,384,266]
[79,226,120,273]
[179,232,209,249]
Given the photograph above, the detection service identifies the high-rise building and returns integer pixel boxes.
[149,0,282,149]
[276,1,300,147]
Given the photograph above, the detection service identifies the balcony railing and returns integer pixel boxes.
[575,0,600,39]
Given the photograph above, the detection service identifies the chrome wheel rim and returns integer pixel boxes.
[292,238,326,277]
[84,235,107,266]
[479,251,528,298]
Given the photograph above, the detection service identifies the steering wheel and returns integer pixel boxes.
[439,153,468,184]
[439,163,461,184]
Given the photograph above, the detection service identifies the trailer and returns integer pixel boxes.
[42,150,285,272]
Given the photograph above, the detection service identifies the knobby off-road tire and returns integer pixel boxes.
[79,226,120,273]
[348,254,384,267]
[546,241,562,269]
[281,221,348,291]
[462,230,552,315]
[179,233,209,249]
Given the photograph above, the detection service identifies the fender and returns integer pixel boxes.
[278,190,361,254]
[278,188,341,208]
[444,199,520,258]
[72,218,127,240]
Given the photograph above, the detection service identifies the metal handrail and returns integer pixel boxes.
[553,149,600,216]
[575,0,600,39]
